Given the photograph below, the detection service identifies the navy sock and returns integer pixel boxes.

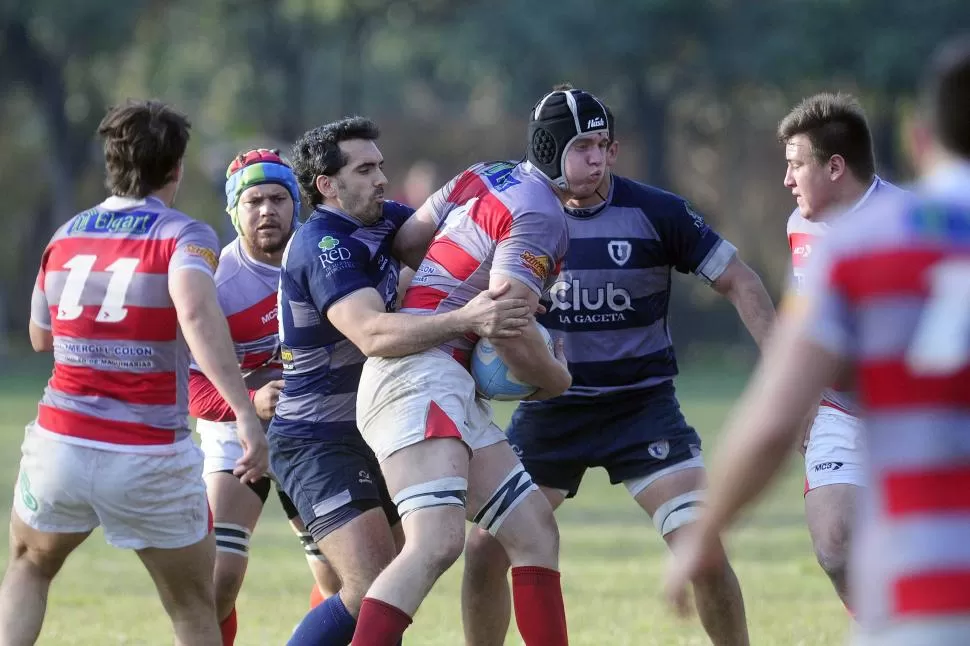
[288,593,356,646]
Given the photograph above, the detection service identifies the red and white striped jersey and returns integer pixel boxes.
[189,238,282,423]
[401,161,568,366]
[29,196,220,454]
[801,163,970,642]
[788,177,901,414]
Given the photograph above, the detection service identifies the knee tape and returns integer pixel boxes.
[472,464,538,536]
[296,531,328,562]
[651,490,704,537]
[214,523,252,557]
[392,477,468,521]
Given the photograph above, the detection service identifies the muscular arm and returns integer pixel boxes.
[170,270,259,422]
[327,288,469,358]
[488,277,571,399]
[712,256,776,349]
[391,205,438,270]
[28,321,53,352]
[690,300,843,542]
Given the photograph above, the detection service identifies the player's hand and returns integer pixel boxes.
[551,337,567,367]
[664,525,724,618]
[253,379,284,421]
[233,409,270,485]
[460,281,533,338]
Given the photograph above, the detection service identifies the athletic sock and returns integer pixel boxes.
[220,606,238,646]
[349,597,412,646]
[511,566,568,646]
[288,593,357,646]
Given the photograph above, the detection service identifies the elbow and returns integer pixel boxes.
[31,338,52,353]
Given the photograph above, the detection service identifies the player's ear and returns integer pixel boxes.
[316,174,336,200]
[828,154,847,182]
[606,140,619,166]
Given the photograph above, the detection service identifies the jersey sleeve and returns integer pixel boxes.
[491,209,561,296]
[655,199,736,284]
[421,172,462,227]
[170,219,220,277]
[30,262,51,330]
[302,233,373,314]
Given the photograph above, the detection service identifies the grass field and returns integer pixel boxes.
[0,352,851,645]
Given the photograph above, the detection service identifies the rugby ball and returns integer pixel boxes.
[471,324,554,401]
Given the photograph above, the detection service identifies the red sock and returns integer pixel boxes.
[511,566,568,646]
[350,597,412,646]
[309,584,327,609]
[219,606,237,646]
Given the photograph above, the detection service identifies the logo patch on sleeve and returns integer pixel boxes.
[519,251,552,280]
[185,244,218,271]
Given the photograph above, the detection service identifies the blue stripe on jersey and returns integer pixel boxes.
[531,175,727,404]
[562,237,668,270]
[565,347,679,398]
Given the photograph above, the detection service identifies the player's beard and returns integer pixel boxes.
[252,223,292,255]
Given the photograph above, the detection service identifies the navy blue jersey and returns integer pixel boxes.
[272,202,413,438]
[534,175,736,402]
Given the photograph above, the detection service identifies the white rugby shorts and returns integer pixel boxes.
[356,349,506,463]
[805,404,866,492]
[14,422,209,550]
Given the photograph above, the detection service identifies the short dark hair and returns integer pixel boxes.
[97,100,191,198]
[777,93,875,183]
[291,117,380,205]
[923,37,970,158]
[551,82,615,141]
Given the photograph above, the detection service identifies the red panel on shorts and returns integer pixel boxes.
[893,570,970,616]
[424,401,462,440]
[883,465,970,517]
[425,237,482,281]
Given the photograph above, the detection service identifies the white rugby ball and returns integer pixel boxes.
[471,324,554,401]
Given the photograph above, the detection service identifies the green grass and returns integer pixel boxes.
[0,354,851,645]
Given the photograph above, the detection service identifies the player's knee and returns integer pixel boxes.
[211,564,244,617]
[496,491,560,566]
[10,540,67,580]
[464,526,511,578]
[813,535,850,581]
[394,476,468,574]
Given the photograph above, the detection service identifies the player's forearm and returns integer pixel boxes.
[725,272,776,349]
[357,310,467,358]
[492,327,571,397]
[173,278,258,421]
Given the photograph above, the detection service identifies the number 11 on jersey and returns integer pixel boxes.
[56,254,140,323]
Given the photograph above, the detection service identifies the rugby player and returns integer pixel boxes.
[780,92,903,608]
[460,87,772,646]
[188,148,341,644]
[349,88,617,646]
[665,37,970,646]
[0,100,268,646]
[271,117,533,645]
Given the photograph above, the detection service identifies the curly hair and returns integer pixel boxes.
[291,117,380,205]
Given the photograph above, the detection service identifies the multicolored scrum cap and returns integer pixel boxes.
[527,89,610,190]
[224,148,302,236]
